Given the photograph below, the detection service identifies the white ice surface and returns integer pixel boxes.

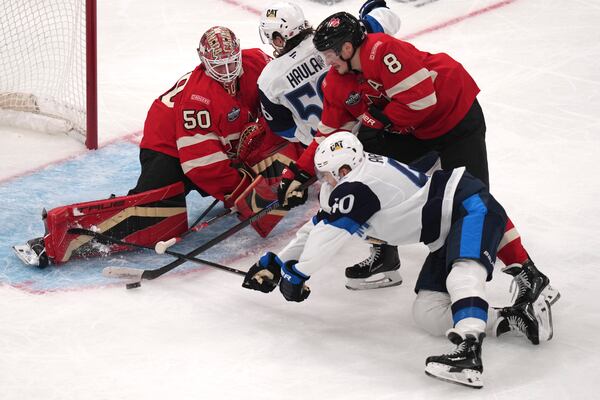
[1,0,600,399]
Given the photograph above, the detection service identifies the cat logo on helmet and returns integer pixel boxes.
[329,140,344,151]
[328,18,340,28]
[266,9,277,18]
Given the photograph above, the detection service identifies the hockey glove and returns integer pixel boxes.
[359,0,389,33]
[242,252,282,293]
[277,162,312,210]
[279,260,311,302]
[357,105,393,151]
[237,122,266,165]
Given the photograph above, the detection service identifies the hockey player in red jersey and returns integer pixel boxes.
[13,26,301,268]
[278,12,559,302]
[131,26,301,237]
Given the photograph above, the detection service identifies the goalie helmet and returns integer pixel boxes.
[259,2,310,53]
[198,26,242,95]
[314,131,365,184]
[313,12,366,54]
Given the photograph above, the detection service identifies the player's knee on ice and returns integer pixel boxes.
[412,290,453,336]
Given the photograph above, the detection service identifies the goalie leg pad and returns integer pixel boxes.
[44,182,188,264]
[234,175,287,238]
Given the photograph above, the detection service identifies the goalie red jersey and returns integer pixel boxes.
[140,48,276,202]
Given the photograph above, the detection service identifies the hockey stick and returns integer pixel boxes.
[67,228,247,277]
[155,207,232,253]
[188,198,220,230]
[103,176,317,284]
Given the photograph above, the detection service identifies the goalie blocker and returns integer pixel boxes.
[235,121,303,238]
[13,182,188,267]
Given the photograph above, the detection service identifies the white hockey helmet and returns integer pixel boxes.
[314,131,365,185]
[198,26,242,95]
[259,2,310,52]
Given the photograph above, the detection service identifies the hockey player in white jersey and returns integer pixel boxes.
[242,132,554,389]
[257,0,400,145]
[257,0,403,290]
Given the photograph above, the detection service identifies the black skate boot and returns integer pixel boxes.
[425,329,485,389]
[345,243,402,290]
[503,260,560,306]
[494,299,553,344]
[12,237,49,268]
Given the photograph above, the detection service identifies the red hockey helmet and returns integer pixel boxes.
[198,26,242,95]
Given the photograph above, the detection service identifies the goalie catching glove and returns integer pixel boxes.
[242,251,282,293]
[237,121,267,167]
[277,162,312,210]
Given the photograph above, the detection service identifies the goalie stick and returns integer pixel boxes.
[155,206,232,253]
[67,228,247,277]
[103,176,317,285]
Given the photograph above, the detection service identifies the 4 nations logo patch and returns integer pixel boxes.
[227,106,241,122]
[345,92,361,106]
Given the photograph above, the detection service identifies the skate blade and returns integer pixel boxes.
[542,285,561,306]
[345,271,403,291]
[12,244,40,266]
[425,363,483,389]
[533,299,553,341]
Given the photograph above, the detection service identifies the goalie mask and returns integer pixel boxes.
[314,131,365,186]
[198,26,242,95]
[259,2,310,55]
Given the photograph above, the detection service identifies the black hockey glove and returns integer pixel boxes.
[279,260,311,302]
[277,162,312,210]
[242,252,282,293]
[357,105,393,152]
[359,0,389,33]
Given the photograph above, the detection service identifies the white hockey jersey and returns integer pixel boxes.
[278,153,478,277]
[258,37,325,146]
[258,8,401,146]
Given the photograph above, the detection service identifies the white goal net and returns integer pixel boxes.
[0,0,97,149]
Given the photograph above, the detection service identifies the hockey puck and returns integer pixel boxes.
[126,281,141,290]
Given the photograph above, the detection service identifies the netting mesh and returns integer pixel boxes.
[0,0,87,137]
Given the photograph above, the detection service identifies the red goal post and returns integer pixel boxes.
[0,0,98,149]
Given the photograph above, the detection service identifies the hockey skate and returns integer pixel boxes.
[494,298,553,344]
[425,329,485,389]
[345,244,402,290]
[12,237,49,268]
[503,260,560,306]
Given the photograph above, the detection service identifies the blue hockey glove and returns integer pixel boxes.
[279,260,311,302]
[242,252,282,293]
[359,0,388,33]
